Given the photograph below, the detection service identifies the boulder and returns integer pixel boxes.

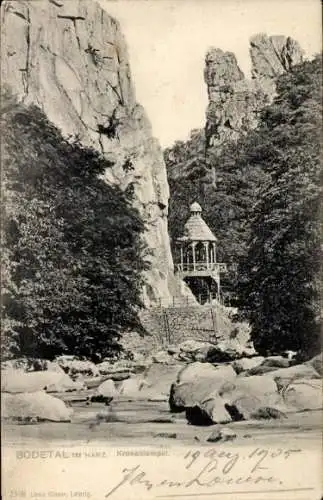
[207,427,236,443]
[261,356,291,369]
[55,356,99,378]
[176,352,193,362]
[153,432,177,439]
[118,377,145,398]
[1,370,84,394]
[151,351,175,364]
[84,377,103,389]
[96,360,138,380]
[169,362,236,412]
[186,375,284,425]
[305,353,322,376]
[167,345,180,355]
[269,363,321,390]
[186,406,215,426]
[179,340,212,355]
[96,379,117,399]
[2,391,73,422]
[1,358,64,373]
[44,361,66,374]
[282,379,322,411]
[186,395,232,425]
[220,375,284,421]
[147,394,168,402]
[249,407,287,419]
[178,362,236,384]
[243,365,280,376]
[142,363,183,398]
[206,339,246,362]
[232,356,265,374]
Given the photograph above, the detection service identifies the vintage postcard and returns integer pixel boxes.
[1,0,322,499]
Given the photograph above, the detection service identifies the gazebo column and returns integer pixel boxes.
[204,241,209,269]
[180,245,184,271]
[212,243,217,263]
[192,242,197,271]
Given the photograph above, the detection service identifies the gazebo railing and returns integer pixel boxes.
[176,262,227,273]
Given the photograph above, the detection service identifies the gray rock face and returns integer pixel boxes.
[204,33,303,149]
[1,0,174,305]
[250,34,304,79]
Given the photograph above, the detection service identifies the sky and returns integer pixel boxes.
[99,0,321,147]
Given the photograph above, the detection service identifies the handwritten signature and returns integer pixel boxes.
[105,447,301,498]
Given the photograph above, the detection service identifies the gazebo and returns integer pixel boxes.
[175,202,227,302]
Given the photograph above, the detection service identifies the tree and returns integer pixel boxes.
[238,55,322,356]
[1,88,146,361]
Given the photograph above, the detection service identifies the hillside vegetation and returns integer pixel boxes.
[165,55,322,356]
[1,89,146,362]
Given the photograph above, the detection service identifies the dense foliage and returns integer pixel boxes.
[165,55,322,356]
[1,89,146,361]
[239,56,322,356]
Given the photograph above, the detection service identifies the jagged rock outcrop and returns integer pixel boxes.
[250,34,304,79]
[204,33,304,148]
[1,0,174,306]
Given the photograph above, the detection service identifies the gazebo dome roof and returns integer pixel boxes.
[177,202,217,242]
[190,202,202,213]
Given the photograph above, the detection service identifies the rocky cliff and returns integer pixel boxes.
[204,33,304,149]
[1,0,174,306]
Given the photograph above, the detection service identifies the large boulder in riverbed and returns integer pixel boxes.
[186,396,232,425]
[96,379,118,399]
[206,339,253,363]
[243,364,280,376]
[1,370,84,394]
[260,356,291,369]
[143,363,183,397]
[185,375,285,425]
[2,391,73,422]
[169,362,236,412]
[269,363,321,390]
[282,379,323,411]
[118,377,146,398]
[220,375,285,420]
[232,356,265,374]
